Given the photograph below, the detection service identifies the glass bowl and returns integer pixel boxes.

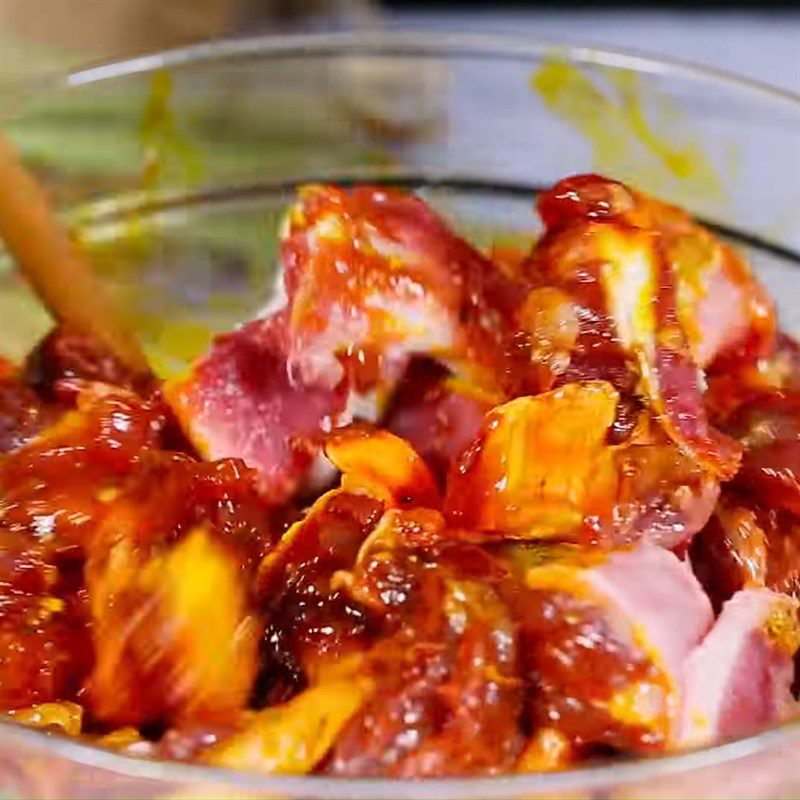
[1,30,798,800]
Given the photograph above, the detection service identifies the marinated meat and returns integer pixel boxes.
[444,382,719,547]
[691,492,800,609]
[512,543,712,755]
[1,175,798,778]
[524,176,745,480]
[681,589,800,745]
[165,311,349,505]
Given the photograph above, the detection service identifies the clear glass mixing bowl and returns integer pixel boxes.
[0,30,798,800]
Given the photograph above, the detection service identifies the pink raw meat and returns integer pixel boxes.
[681,588,800,746]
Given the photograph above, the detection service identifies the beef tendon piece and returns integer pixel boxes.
[724,392,800,517]
[86,526,259,727]
[323,424,440,509]
[589,223,740,479]
[515,543,713,755]
[527,174,746,480]
[691,493,800,610]
[255,489,383,701]
[1,382,166,551]
[165,311,348,506]
[384,359,492,481]
[206,675,372,774]
[536,174,775,369]
[444,381,620,539]
[681,589,800,746]
[325,507,523,776]
[280,184,521,395]
[328,578,523,776]
[443,381,717,547]
[165,184,525,506]
[609,429,720,550]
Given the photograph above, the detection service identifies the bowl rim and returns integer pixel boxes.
[3,715,799,798]
[2,29,799,798]
[62,28,800,108]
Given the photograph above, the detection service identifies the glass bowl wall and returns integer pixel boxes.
[1,31,798,800]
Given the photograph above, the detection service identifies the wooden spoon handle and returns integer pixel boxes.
[0,134,150,375]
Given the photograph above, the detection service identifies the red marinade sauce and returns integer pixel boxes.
[0,358,59,454]
[326,543,523,777]
[23,327,154,398]
[503,582,669,756]
[257,492,384,704]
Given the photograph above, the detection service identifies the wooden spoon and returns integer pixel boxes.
[0,134,150,375]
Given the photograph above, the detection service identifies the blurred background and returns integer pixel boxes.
[1,0,799,92]
[1,0,797,372]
